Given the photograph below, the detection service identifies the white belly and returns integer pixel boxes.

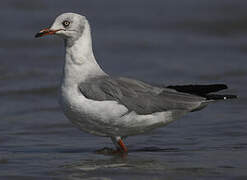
[59,87,186,137]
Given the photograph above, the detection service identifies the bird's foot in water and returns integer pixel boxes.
[95,147,128,156]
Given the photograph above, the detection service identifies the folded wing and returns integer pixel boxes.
[79,76,207,115]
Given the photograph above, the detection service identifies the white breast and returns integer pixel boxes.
[59,85,130,136]
[59,85,186,137]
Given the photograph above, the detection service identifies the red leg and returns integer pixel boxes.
[111,137,128,153]
[117,139,128,153]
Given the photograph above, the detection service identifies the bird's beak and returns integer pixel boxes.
[35,28,61,38]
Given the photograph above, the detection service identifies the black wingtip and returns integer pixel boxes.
[166,84,228,96]
[205,94,237,100]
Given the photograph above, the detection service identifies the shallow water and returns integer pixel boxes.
[0,0,246,179]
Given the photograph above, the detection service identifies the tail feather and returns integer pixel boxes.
[166,84,237,100]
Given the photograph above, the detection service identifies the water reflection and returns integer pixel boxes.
[60,151,219,180]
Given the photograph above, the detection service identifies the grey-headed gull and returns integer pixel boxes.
[35,13,236,153]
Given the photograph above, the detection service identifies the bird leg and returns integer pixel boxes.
[111,136,128,153]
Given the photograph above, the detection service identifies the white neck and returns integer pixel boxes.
[61,21,106,88]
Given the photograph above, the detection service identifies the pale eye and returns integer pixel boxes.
[62,20,70,27]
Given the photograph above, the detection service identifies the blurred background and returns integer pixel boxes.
[0,0,246,179]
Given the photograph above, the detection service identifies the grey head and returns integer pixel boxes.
[35,13,87,42]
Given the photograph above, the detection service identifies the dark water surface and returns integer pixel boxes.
[0,0,246,179]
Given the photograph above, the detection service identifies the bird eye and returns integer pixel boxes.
[62,20,70,27]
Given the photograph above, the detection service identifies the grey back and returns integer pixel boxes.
[79,76,206,115]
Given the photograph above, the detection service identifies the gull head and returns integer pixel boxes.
[35,13,87,41]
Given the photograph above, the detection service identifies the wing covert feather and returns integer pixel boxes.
[79,76,205,114]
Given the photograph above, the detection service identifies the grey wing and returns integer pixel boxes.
[79,76,208,115]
